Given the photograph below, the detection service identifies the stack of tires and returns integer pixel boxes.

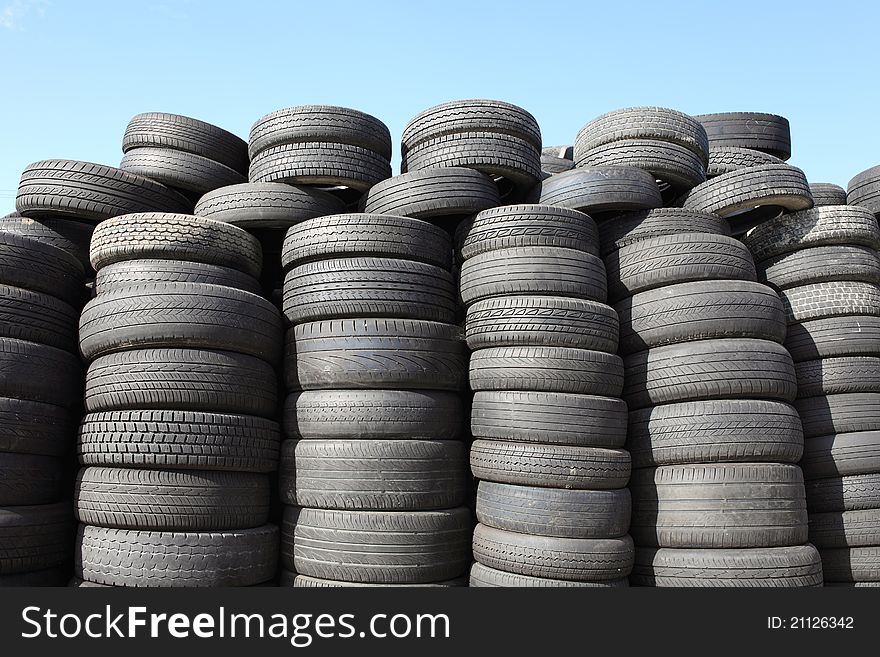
[459,204,634,588]
[743,203,880,587]
[120,113,249,206]
[0,231,84,586]
[278,213,472,587]
[72,213,283,587]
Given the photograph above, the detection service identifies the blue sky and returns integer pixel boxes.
[1,0,878,210]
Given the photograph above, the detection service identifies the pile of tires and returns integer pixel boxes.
[0,231,84,586]
[72,213,282,587]
[744,204,880,587]
[278,213,471,587]
[458,204,634,587]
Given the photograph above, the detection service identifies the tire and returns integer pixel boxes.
[460,247,607,305]
[780,281,880,325]
[819,546,880,582]
[630,464,808,548]
[623,338,797,409]
[541,155,575,175]
[847,165,880,217]
[74,467,270,530]
[465,296,619,353]
[16,159,192,221]
[706,146,783,177]
[543,146,574,159]
[278,440,296,505]
[575,140,706,192]
[194,182,346,229]
[795,357,880,398]
[574,107,709,163]
[807,473,880,512]
[120,148,246,196]
[95,259,262,296]
[281,213,453,270]
[289,320,466,391]
[785,315,880,362]
[0,566,69,587]
[616,280,786,354]
[283,390,463,440]
[289,507,472,584]
[0,338,81,408]
[77,410,281,473]
[809,183,847,207]
[283,572,466,588]
[596,208,729,257]
[695,112,791,160]
[605,233,756,301]
[89,212,261,278]
[78,283,282,363]
[0,502,73,574]
[809,509,880,548]
[469,346,624,396]
[0,215,94,269]
[362,168,500,219]
[0,453,63,505]
[472,523,634,582]
[470,439,631,489]
[539,167,663,216]
[742,205,880,262]
[795,393,880,438]
[0,284,79,351]
[632,546,822,587]
[0,231,84,303]
[294,439,466,510]
[471,391,627,447]
[0,397,72,457]
[800,431,880,480]
[84,348,277,417]
[627,400,804,468]
[758,246,880,290]
[249,105,392,161]
[469,562,628,587]
[75,524,278,587]
[476,481,630,539]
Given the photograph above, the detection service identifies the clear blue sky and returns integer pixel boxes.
[1,0,878,210]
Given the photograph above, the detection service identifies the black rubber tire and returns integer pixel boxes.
[194,182,346,229]
[84,348,278,417]
[605,233,756,301]
[695,112,791,160]
[574,107,709,163]
[796,393,880,438]
[74,467,270,530]
[786,315,880,362]
[283,390,463,440]
[294,439,466,510]
[470,562,628,587]
[539,167,663,216]
[470,439,631,490]
[0,284,79,352]
[796,356,880,398]
[596,208,729,257]
[0,215,94,270]
[632,545,822,587]
[465,296,619,353]
[75,524,278,587]
[800,431,880,480]
[543,145,574,159]
[780,281,880,325]
[282,571,466,588]
[363,168,500,219]
[281,213,453,270]
[623,338,797,410]
[808,473,880,513]
[706,146,784,177]
[288,507,472,584]
[120,147,247,196]
[249,105,392,160]
[89,212,261,277]
[630,463,808,548]
[819,546,880,582]
[0,338,81,408]
[742,205,880,262]
[541,155,575,176]
[472,523,634,582]
[402,100,541,151]
[847,165,880,217]
[0,231,84,303]
[575,140,706,192]
[282,257,457,324]
[0,502,73,574]
[278,440,296,505]
[0,397,72,457]
[809,183,848,207]
[288,320,466,392]
[16,159,192,221]
[627,399,804,468]
[809,509,880,548]
[469,346,624,396]
[0,453,63,505]
[471,391,627,447]
[78,283,282,363]
[758,246,880,290]
[95,259,262,296]
[616,280,786,354]
[459,246,607,305]
[77,410,281,473]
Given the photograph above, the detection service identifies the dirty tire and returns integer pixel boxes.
[809,509,880,548]
[758,246,880,290]
[0,503,73,574]
[249,142,391,192]
[800,431,880,480]
[795,393,880,438]
[795,357,880,398]
[819,547,880,582]
[596,208,729,257]
[0,397,72,457]
[695,112,791,160]
[575,140,706,191]
[195,182,346,229]
[0,453,64,505]
[469,562,628,587]
[363,168,500,219]
[780,281,880,324]
[805,473,880,513]
[809,183,848,207]
[0,338,81,408]
[706,147,783,177]
[847,165,880,217]
[120,148,247,196]
[95,259,262,296]
[539,167,663,215]
[0,284,79,351]
[0,231,84,303]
